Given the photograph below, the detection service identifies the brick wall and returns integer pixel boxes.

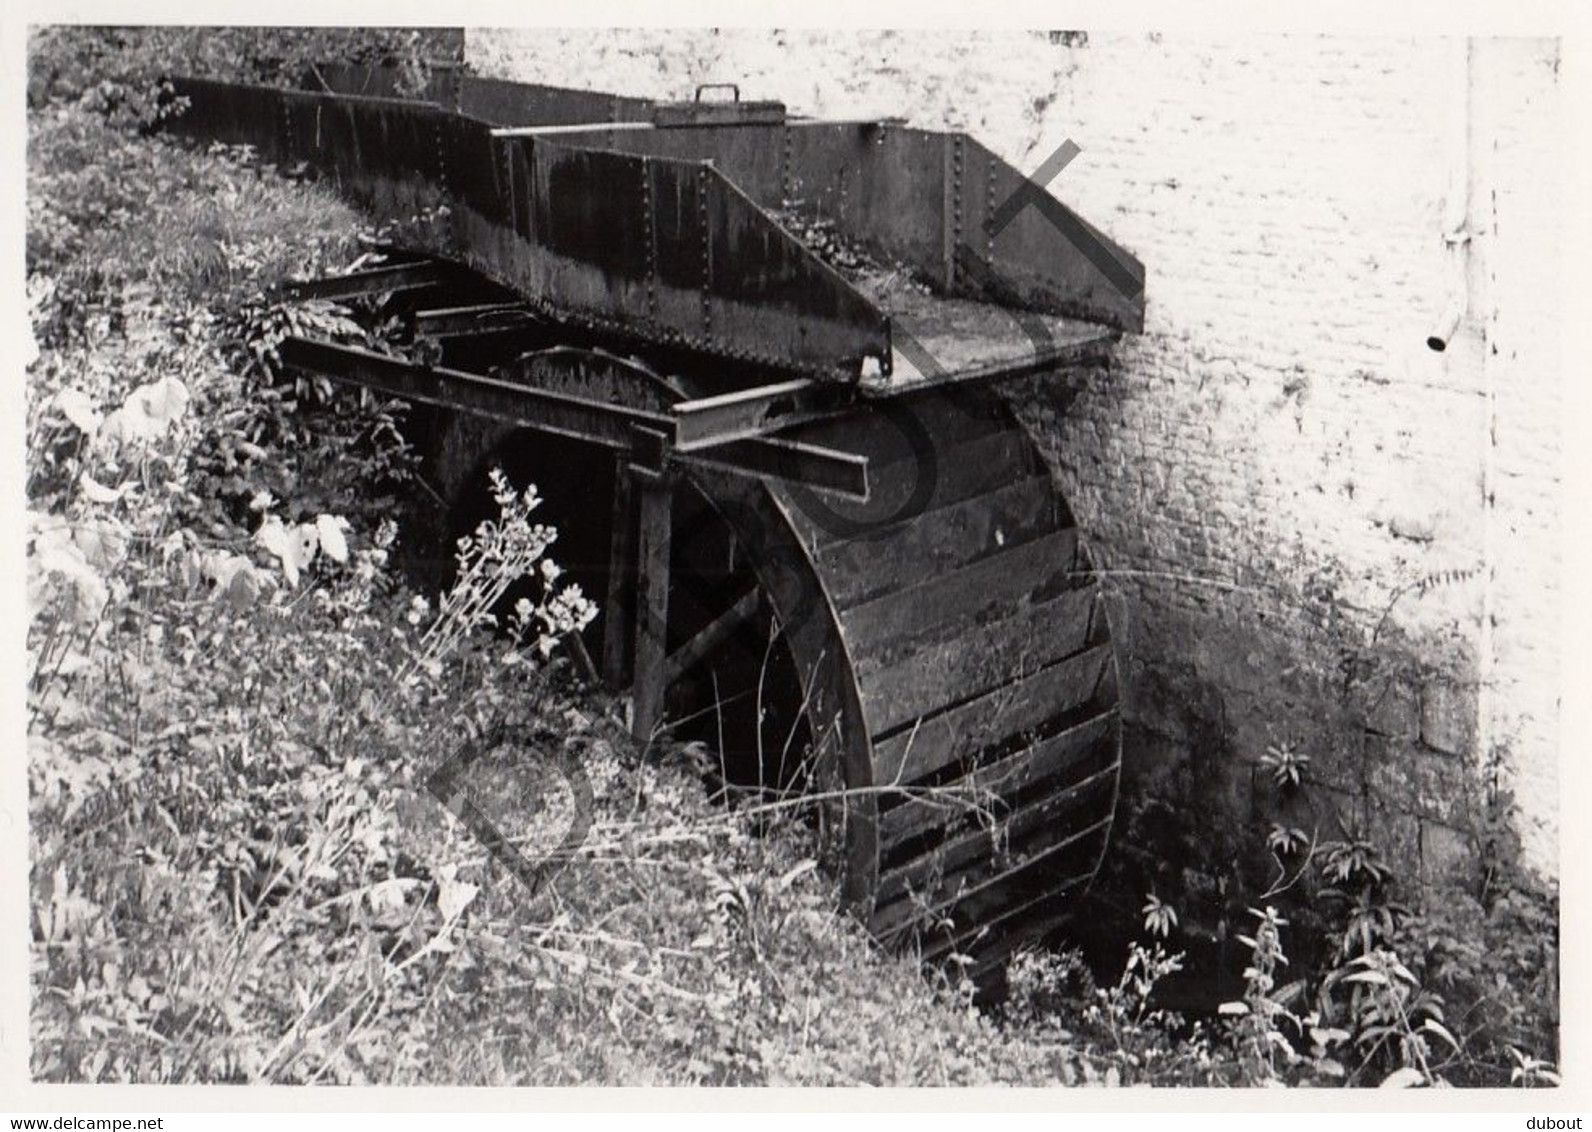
[467,30,1561,886]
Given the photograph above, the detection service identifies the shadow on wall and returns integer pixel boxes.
[1000,360,1501,932]
[1051,564,1498,1011]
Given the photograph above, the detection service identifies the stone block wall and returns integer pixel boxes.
[465,29,1562,890]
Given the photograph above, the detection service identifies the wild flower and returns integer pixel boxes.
[405,467,596,680]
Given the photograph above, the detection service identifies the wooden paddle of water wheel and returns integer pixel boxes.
[159,62,1145,981]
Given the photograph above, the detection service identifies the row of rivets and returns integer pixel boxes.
[641,157,658,320]
[950,134,964,289]
[781,124,795,205]
[986,153,998,264]
[698,167,713,344]
[434,113,448,198]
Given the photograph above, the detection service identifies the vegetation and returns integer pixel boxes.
[26,29,1558,1087]
[27,26,459,129]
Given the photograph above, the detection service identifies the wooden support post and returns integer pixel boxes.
[601,458,636,690]
[631,473,673,744]
[629,426,674,745]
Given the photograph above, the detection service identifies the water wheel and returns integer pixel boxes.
[157,66,1135,987]
[424,343,1122,982]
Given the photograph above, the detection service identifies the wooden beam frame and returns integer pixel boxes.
[662,586,761,688]
[628,429,674,743]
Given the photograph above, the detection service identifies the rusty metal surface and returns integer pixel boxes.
[544,119,1145,332]
[301,60,420,99]
[307,61,677,129]
[284,65,1146,332]
[456,74,653,129]
[857,272,1118,394]
[651,95,787,128]
[317,63,655,134]
[963,136,1145,332]
[163,77,890,381]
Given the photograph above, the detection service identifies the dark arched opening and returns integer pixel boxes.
[444,425,815,800]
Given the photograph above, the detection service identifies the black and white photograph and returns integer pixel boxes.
[7,6,1586,1114]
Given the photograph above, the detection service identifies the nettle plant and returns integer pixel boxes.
[1221,744,1459,1086]
[1043,693,1558,1086]
[1205,561,1561,1087]
[1222,731,1554,1086]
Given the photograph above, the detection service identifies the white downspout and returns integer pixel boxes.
[1428,38,1474,354]
[1457,38,1501,811]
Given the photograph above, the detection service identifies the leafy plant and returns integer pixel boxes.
[1219,906,1300,1084]
[1140,893,1178,939]
[1389,880,1558,1084]
[1328,949,1455,1087]
[1266,824,1310,858]
[28,26,456,129]
[1091,944,1184,1056]
[1320,838,1390,890]
[1509,1048,1561,1088]
[407,468,596,682]
[1259,741,1311,790]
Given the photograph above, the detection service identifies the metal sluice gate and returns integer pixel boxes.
[159,61,1147,981]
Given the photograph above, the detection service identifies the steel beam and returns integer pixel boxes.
[280,337,657,449]
[670,379,850,451]
[412,303,538,337]
[279,338,870,499]
[489,122,655,138]
[276,261,452,301]
[689,437,868,499]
